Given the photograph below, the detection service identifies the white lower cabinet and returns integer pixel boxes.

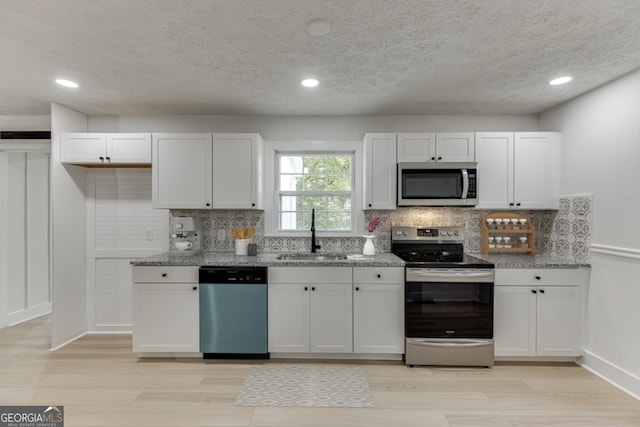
[269,267,353,353]
[494,268,586,358]
[132,266,200,353]
[353,267,404,354]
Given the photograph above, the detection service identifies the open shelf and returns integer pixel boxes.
[481,213,535,254]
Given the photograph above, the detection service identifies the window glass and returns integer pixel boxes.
[276,154,352,232]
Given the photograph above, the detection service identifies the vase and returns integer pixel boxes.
[363,235,376,256]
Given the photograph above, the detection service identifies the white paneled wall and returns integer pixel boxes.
[86,169,168,332]
[0,151,51,328]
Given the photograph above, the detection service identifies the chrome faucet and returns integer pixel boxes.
[310,208,321,253]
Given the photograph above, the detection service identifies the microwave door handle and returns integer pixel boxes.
[461,169,469,199]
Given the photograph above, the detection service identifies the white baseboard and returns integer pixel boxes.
[579,350,640,400]
[7,303,51,326]
[49,331,88,352]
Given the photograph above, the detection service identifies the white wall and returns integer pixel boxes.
[50,103,89,349]
[540,70,640,398]
[0,115,50,131]
[88,114,539,138]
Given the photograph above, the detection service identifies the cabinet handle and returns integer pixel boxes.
[535,275,541,280]
[355,286,360,291]
[192,286,197,291]
[161,273,167,277]
[431,156,436,161]
[368,203,372,207]
[531,289,537,294]
[539,289,545,294]
[205,203,210,207]
[99,156,104,161]
[509,203,514,206]
[437,156,442,160]
[304,286,308,291]
[516,203,522,206]
[251,203,255,207]
[376,274,381,278]
[105,156,111,162]
[311,286,316,291]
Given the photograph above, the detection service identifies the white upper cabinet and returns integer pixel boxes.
[363,133,397,210]
[62,133,151,165]
[152,133,264,209]
[397,132,475,162]
[396,133,435,162]
[475,132,560,210]
[152,133,213,209]
[212,133,264,209]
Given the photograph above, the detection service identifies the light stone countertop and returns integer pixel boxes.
[469,253,590,269]
[131,251,590,269]
[131,251,406,267]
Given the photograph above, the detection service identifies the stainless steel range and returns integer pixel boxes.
[391,226,495,367]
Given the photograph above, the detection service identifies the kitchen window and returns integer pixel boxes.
[277,153,353,232]
[264,140,363,237]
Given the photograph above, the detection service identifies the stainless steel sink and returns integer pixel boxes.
[275,253,348,261]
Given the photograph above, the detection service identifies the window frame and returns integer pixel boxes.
[264,140,363,238]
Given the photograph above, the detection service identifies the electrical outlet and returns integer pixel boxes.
[217,229,226,241]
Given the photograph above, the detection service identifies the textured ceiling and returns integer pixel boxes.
[1,0,640,116]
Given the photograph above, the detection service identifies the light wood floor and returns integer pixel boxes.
[2,316,639,427]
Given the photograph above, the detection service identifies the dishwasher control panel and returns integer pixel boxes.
[199,266,267,284]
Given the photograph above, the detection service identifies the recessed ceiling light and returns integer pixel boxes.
[306,18,332,36]
[549,76,572,86]
[55,78,79,88]
[301,78,319,88]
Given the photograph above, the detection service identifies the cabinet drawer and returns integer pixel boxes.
[353,267,404,284]
[496,268,586,286]
[132,266,199,283]
[269,267,352,284]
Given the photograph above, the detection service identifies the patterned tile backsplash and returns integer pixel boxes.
[172,194,592,262]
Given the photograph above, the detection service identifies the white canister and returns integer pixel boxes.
[235,239,250,255]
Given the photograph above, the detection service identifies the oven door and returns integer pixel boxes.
[405,268,494,339]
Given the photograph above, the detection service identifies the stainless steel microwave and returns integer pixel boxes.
[397,162,478,206]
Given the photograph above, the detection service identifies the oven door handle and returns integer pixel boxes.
[407,338,492,348]
[407,271,495,279]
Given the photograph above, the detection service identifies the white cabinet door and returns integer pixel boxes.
[494,286,536,356]
[536,286,581,357]
[61,133,107,163]
[107,133,151,164]
[212,133,263,209]
[152,133,213,209]
[309,283,353,353]
[396,133,436,162]
[268,267,352,354]
[62,133,151,164]
[475,132,560,209]
[495,269,584,358]
[513,132,560,209]
[435,132,475,162]
[363,133,397,209]
[132,283,200,353]
[268,283,310,352]
[353,267,404,354]
[475,132,513,209]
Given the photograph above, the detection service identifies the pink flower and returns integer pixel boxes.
[366,217,381,234]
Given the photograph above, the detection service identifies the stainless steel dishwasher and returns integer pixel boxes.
[199,266,269,359]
